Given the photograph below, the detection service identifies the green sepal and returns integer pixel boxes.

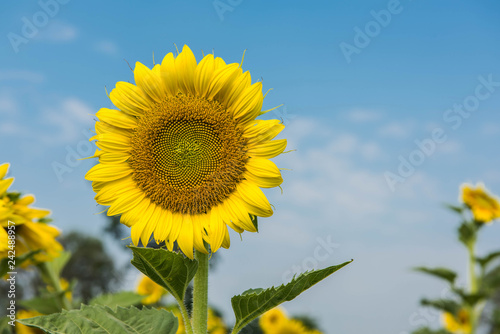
[129,246,198,304]
[17,305,178,334]
[414,267,457,285]
[231,260,352,332]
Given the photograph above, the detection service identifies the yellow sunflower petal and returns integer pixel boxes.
[85,164,132,182]
[245,158,283,188]
[0,163,9,179]
[0,178,14,195]
[224,196,256,232]
[108,188,146,216]
[244,119,284,145]
[223,71,251,108]
[110,81,151,117]
[206,63,241,100]
[175,45,197,95]
[160,52,178,96]
[177,215,194,259]
[153,208,172,243]
[194,54,216,97]
[94,132,131,152]
[229,82,263,124]
[96,108,138,129]
[134,62,165,102]
[221,225,230,249]
[236,180,273,217]
[209,206,225,252]
[248,139,287,159]
[191,214,209,253]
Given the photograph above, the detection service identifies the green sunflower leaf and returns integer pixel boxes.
[458,222,477,248]
[230,260,352,332]
[481,264,500,294]
[17,305,178,334]
[414,267,457,285]
[19,293,65,314]
[420,298,460,314]
[129,246,198,303]
[90,291,145,308]
[476,251,500,269]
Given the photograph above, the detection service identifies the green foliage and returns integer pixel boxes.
[414,267,457,285]
[420,298,460,314]
[476,251,500,269]
[90,292,145,308]
[18,305,178,334]
[231,260,352,332]
[129,246,198,304]
[19,292,65,314]
[444,203,466,214]
[458,222,477,248]
[0,317,11,334]
[452,287,488,307]
[482,265,500,294]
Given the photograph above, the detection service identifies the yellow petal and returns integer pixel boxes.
[160,53,178,96]
[177,215,194,259]
[0,163,10,179]
[110,82,151,117]
[224,196,256,232]
[137,201,157,246]
[209,206,225,252]
[98,152,129,164]
[0,178,14,195]
[206,63,240,100]
[85,164,132,182]
[243,119,284,146]
[94,132,131,152]
[96,108,138,129]
[236,180,273,217]
[191,214,209,253]
[154,208,172,243]
[221,225,230,249]
[134,62,165,102]
[248,139,287,159]
[223,71,251,108]
[194,54,216,97]
[245,158,283,188]
[108,188,145,216]
[16,194,35,206]
[229,82,263,124]
[175,45,197,95]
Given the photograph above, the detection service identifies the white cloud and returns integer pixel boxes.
[0,92,18,113]
[94,40,119,56]
[0,70,44,83]
[36,21,77,42]
[345,109,382,122]
[41,97,94,144]
[378,121,413,138]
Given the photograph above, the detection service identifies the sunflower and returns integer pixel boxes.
[274,319,310,334]
[86,45,286,258]
[461,183,500,223]
[136,274,167,304]
[0,163,63,266]
[207,308,227,334]
[260,307,288,332]
[442,309,471,334]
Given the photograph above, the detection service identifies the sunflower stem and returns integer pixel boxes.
[178,301,194,334]
[467,238,478,334]
[192,250,209,334]
[38,262,71,310]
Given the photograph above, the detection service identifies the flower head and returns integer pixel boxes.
[0,163,63,267]
[136,274,167,304]
[260,307,288,332]
[442,309,471,334]
[86,45,286,258]
[461,183,500,223]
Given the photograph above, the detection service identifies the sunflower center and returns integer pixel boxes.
[152,120,223,188]
[130,94,247,215]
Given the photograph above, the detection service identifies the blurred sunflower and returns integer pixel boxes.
[0,163,63,266]
[136,274,167,304]
[442,309,471,334]
[86,45,286,258]
[16,309,43,334]
[260,307,288,332]
[207,308,227,334]
[461,183,500,223]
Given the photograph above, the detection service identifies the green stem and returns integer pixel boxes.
[192,250,209,334]
[178,301,194,334]
[38,262,71,310]
[467,240,478,334]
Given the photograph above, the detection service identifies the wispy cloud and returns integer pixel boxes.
[0,92,19,113]
[94,40,119,56]
[36,21,77,42]
[0,70,45,83]
[345,109,383,123]
[378,121,413,138]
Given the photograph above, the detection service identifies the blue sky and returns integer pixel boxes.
[1,0,500,332]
